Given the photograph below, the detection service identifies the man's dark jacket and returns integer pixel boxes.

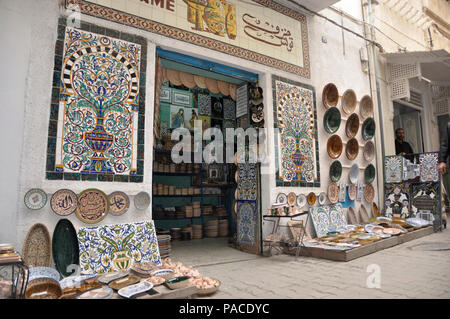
[439,121,450,164]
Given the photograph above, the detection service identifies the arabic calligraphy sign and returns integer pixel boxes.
[66,0,310,77]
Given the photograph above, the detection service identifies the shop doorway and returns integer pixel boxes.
[393,101,424,154]
[151,49,263,259]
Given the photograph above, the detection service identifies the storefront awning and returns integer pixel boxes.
[381,49,450,86]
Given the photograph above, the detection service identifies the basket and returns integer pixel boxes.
[25,278,62,299]
[195,279,221,296]
[165,276,191,290]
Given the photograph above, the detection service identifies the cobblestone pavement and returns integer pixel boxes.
[171,227,450,299]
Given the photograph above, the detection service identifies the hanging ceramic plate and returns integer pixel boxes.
[329,160,342,182]
[296,194,307,207]
[108,191,130,216]
[327,182,339,204]
[327,134,343,159]
[323,107,341,134]
[363,183,375,202]
[78,287,113,299]
[217,80,230,96]
[52,219,79,278]
[206,78,220,94]
[348,183,357,200]
[364,164,376,184]
[166,69,182,86]
[287,192,297,206]
[349,164,360,184]
[318,192,327,205]
[194,75,206,89]
[345,138,359,161]
[179,72,196,88]
[76,189,109,224]
[359,95,373,119]
[363,141,375,162]
[372,202,380,218]
[50,189,77,216]
[135,191,151,210]
[346,207,358,225]
[341,89,357,115]
[229,83,237,100]
[24,188,47,210]
[322,83,339,109]
[362,117,376,141]
[276,193,288,205]
[307,192,316,206]
[23,223,52,267]
[345,113,360,138]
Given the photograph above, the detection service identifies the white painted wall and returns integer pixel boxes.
[1,0,378,251]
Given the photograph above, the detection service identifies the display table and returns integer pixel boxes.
[284,226,433,262]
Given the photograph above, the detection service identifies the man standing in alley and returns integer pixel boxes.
[438,120,449,175]
[395,128,414,161]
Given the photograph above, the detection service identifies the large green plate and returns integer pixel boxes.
[329,160,342,182]
[364,163,376,183]
[323,107,341,134]
[52,219,79,278]
[362,117,375,141]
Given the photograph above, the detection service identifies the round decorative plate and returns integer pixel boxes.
[135,191,151,210]
[76,189,109,224]
[345,138,359,161]
[363,141,375,162]
[363,183,375,202]
[322,83,339,109]
[341,89,357,115]
[50,189,77,216]
[362,117,376,141]
[364,164,376,184]
[348,183,357,200]
[349,164,360,184]
[327,135,343,159]
[318,192,327,205]
[276,193,288,205]
[108,191,130,216]
[307,192,316,206]
[345,113,360,138]
[323,107,341,134]
[287,192,297,206]
[328,182,339,204]
[329,160,342,182]
[24,188,47,210]
[359,95,373,119]
[296,194,307,207]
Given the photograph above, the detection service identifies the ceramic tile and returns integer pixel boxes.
[419,152,439,182]
[384,155,403,183]
[236,200,258,249]
[384,183,410,218]
[410,182,440,220]
[309,204,346,238]
[237,163,257,201]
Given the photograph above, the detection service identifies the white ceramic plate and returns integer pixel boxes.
[296,194,307,207]
[134,192,151,210]
[59,274,98,290]
[276,193,288,205]
[118,281,154,299]
[24,188,47,210]
[349,164,359,184]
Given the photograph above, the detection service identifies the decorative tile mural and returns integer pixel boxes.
[46,20,147,183]
[272,76,320,187]
[236,200,258,252]
[419,152,439,183]
[309,204,346,238]
[410,182,440,219]
[198,93,211,116]
[384,183,410,218]
[384,155,403,183]
[223,98,236,120]
[237,163,257,200]
[77,221,161,274]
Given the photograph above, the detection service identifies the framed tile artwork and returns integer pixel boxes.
[309,204,346,238]
[172,88,193,107]
[384,183,410,218]
[198,93,211,116]
[46,20,147,183]
[77,221,161,274]
[236,200,259,253]
[419,152,439,183]
[384,155,403,183]
[160,87,171,103]
[272,75,320,187]
[410,182,440,220]
[237,163,257,201]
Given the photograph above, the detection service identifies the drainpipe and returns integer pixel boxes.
[362,0,386,206]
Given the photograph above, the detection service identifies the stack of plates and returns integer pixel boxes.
[204,220,219,238]
[170,228,182,241]
[175,211,185,219]
[192,225,203,239]
[157,235,171,258]
[215,206,227,217]
[218,220,229,237]
[203,205,214,217]
[0,244,21,264]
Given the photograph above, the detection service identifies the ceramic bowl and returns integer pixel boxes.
[327,135,343,159]
[296,194,307,207]
[362,117,376,140]
[364,183,375,202]
[318,192,327,205]
[363,141,375,162]
[276,193,288,205]
[322,83,339,109]
[345,113,360,138]
[25,278,62,299]
[329,160,342,182]
[364,164,376,183]
[165,276,191,290]
[323,107,341,134]
[287,192,297,206]
[359,95,373,119]
[349,164,359,184]
[342,89,357,114]
[307,192,316,206]
[345,138,359,161]
[118,281,154,299]
[327,182,339,204]
[134,192,151,210]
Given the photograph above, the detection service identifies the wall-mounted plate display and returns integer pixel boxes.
[287,192,297,206]
[349,164,359,184]
[51,189,78,216]
[296,194,307,207]
[76,189,109,224]
[307,192,316,206]
[364,164,376,184]
[23,223,52,267]
[323,107,341,134]
[341,89,357,115]
[276,193,288,205]
[24,188,47,210]
[329,160,342,182]
[348,183,357,201]
[327,135,343,159]
[364,183,375,202]
[345,138,359,161]
[362,117,375,141]
[52,219,79,278]
[134,191,151,210]
[318,192,327,205]
[363,141,375,162]
[327,182,339,204]
[108,191,130,216]
[322,83,339,109]
[359,95,373,119]
[345,113,360,138]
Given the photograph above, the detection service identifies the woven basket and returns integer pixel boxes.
[196,279,221,296]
